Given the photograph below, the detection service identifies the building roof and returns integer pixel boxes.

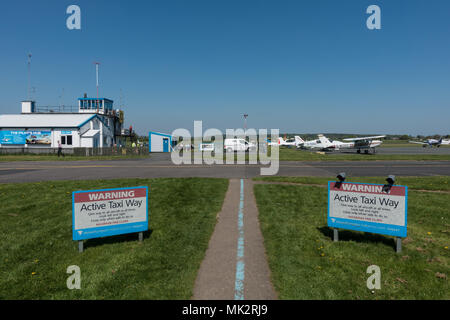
[82,129,100,137]
[0,114,97,128]
[149,131,172,138]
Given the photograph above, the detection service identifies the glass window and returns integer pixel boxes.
[61,135,72,145]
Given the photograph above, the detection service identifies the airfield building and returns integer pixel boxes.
[0,97,124,149]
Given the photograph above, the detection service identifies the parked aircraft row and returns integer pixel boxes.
[268,134,450,153]
[269,134,385,154]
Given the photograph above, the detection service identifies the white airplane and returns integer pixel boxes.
[268,136,303,147]
[409,138,450,148]
[341,135,385,154]
[297,134,385,154]
[297,134,334,150]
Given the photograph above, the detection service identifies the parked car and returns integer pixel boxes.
[224,138,257,152]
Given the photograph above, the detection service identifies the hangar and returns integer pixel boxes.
[0,98,123,149]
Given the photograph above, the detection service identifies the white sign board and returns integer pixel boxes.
[328,182,407,237]
[72,186,148,240]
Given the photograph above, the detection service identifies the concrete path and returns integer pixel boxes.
[192,179,277,300]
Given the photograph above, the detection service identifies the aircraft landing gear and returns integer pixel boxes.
[357,149,361,154]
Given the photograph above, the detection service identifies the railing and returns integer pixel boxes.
[33,106,121,118]
[34,105,79,113]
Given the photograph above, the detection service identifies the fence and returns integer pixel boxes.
[0,147,148,156]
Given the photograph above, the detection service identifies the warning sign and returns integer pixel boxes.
[72,186,148,240]
[328,182,407,237]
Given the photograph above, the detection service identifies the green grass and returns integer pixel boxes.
[177,148,450,162]
[254,176,450,192]
[276,147,450,161]
[254,178,449,299]
[0,154,149,162]
[0,178,228,299]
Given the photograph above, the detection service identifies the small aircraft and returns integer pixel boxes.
[268,136,303,147]
[408,138,450,148]
[297,134,334,150]
[297,134,385,154]
[341,135,385,154]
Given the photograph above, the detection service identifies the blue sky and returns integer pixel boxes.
[0,0,449,135]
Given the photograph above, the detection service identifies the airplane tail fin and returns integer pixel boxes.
[318,134,331,145]
[295,136,304,144]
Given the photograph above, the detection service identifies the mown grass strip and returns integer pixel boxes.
[0,154,149,162]
[254,179,449,300]
[0,178,228,299]
[254,176,450,192]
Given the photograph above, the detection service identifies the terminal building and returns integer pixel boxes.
[0,97,124,149]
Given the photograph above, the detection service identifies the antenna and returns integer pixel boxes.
[27,53,32,100]
[94,61,100,113]
[59,88,65,108]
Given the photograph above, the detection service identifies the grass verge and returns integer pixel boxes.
[0,154,149,162]
[254,177,449,299]
[254,176,450,192]
[276,148,450,161]
[0,178,228,299]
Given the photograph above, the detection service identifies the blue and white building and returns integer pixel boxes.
[0,98,123,148]
[149,131,173,152]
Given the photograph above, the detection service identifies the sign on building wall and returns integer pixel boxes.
[72,186,148,241]
[328,182,407,237]
[0,130,51,145]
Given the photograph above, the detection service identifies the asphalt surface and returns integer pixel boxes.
[351,146,450,155]
[0,154,450,183]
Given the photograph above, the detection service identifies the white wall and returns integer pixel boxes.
[80,137,94,148]
[150,134,164,152]
[0,115,115,148]
[52,128,80,148]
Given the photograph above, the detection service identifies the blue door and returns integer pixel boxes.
[163,138,169,152]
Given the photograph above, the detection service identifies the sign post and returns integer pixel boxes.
[72,186,148,251]
[333,228,339,242]
[328,181,407,252]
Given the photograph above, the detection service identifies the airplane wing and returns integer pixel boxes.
[343,135,386,141]
[408,141,426,145]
